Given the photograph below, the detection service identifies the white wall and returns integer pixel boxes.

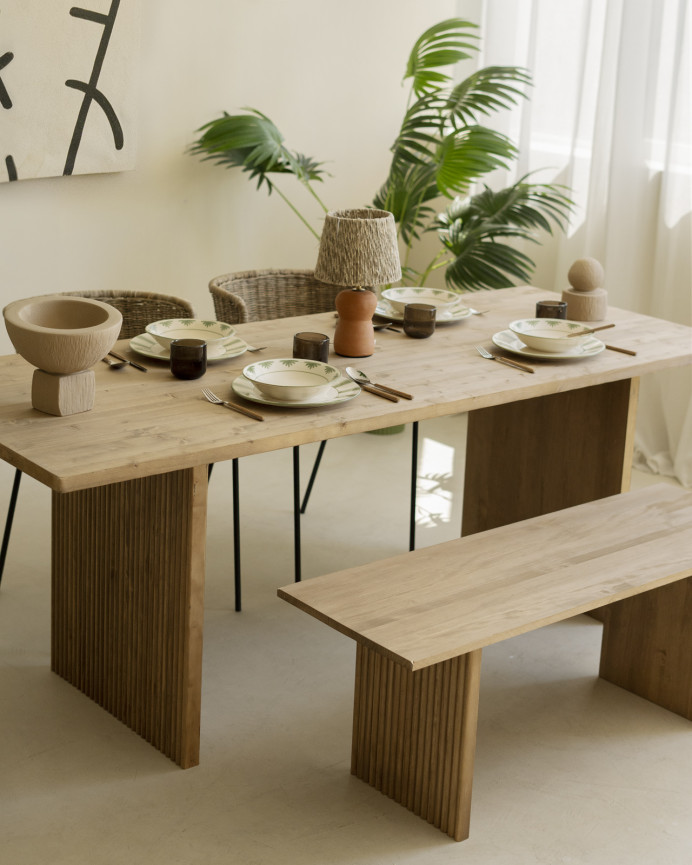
[0,0,458,353]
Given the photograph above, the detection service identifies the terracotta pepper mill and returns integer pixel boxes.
[562,257,608,321]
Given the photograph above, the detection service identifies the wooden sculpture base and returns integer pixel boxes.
[334,288,377,357]
[561,287,608,321]
[32,368,95,416]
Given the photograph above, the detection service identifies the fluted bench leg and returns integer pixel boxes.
[351,644,483,841]
[51,466,207,768]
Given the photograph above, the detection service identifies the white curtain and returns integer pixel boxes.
[456,0,692,486]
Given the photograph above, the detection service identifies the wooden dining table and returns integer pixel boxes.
[0,285,690,769]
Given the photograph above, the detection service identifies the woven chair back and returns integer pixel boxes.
[208,269,342,324]
[63,290,195,339]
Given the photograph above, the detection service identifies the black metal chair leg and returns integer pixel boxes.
[0,468,22,586]
[300,440,327,513]
[409,422,419,552]
[232,458,241,611]
[293,446,302,582]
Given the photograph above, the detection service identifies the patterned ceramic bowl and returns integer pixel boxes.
[508,318,590,353]
[242,358,340,401]
[381,286,461,314]
[145,318,236,357]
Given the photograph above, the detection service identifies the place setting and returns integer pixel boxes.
[492,318,610,360]
[224,326,415,417]
[475,309,636,373]
[375,286,473,325]
[128,317,249,362]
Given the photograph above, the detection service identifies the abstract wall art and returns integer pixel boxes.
[1,0,138,183]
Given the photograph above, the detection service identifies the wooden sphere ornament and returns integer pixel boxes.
[561,257,608,321]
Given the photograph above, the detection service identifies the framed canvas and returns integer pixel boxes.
[1,0,138,183]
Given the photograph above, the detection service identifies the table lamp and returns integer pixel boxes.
[314,208,401,357]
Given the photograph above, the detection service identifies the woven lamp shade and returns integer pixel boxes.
[314,209,401,357]
[314,209,402,287]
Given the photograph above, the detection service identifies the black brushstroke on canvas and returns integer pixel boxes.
[0,51,14,108]
[5,155,17,181]
[1,51,17,179]
[63,0,124,176]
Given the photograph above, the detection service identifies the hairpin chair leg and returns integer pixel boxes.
[300,440,327,514]
[293,447,302,582]
[232,458,241,611]
[0,468,22,586]
[409,422,419,552]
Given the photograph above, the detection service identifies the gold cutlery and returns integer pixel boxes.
[101,356,127,369]
[566,323,615,337]
[109,350,148,372]
[475,345,535,373]
[345,367,413,399]
[344,370,399,401]
[605,344,637,356]
[245,345,267,352]
[202,387,264,420]
[373,321,402,332]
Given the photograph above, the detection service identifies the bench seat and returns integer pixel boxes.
[278,484,692,841]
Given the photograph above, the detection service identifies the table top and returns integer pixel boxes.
[0,286,690,492]
[278,484,692,670]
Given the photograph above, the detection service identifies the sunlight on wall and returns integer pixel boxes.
[416,435,457,529]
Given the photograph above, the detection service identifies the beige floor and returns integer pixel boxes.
[1,415,691,865]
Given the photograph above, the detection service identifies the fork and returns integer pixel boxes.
[202,387,264,420]
[475,345,534,373]
[245,344,267,353]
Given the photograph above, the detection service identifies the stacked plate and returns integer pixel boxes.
[493,318,606,359]
[233,359,360,407]
[130,318,248,361]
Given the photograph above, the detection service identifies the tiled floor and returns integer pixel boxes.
[1,415,690,864]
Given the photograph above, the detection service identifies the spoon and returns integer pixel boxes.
[373,320,401,332]
[101,357,127,369]
[345,367,413,400]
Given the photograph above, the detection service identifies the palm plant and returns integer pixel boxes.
[374,18,573,289]
[189,18,573,290]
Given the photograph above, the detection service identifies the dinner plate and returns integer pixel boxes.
[375,298,472,324]
[129,332,248,362]
[231,373,361,407]
[492,329,606,359]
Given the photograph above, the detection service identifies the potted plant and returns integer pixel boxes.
[189,18,573,292]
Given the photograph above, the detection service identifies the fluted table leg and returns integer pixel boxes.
[351,644,482,841]
[51,466,207,768]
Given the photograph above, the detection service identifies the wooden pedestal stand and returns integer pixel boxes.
[562,257,608,321]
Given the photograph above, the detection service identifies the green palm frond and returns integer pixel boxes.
[435,127,518,196]
[437,180,575,290]
[445,66,532,127]
[443,236,537,289]
[373,162,438,244]
[404,19,480,97]
[189,109,329,194]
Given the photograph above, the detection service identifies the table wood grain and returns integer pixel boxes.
[0,286,689,493]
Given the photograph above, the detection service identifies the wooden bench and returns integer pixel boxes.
[278,484,692,842]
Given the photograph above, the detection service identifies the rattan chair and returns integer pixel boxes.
[209,268,342,324]
[209,269,344,609]
[0,290,195,587]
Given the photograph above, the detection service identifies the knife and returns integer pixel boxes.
[370,382,413,399]
[109,350,148,372]
[360,384,399,402]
